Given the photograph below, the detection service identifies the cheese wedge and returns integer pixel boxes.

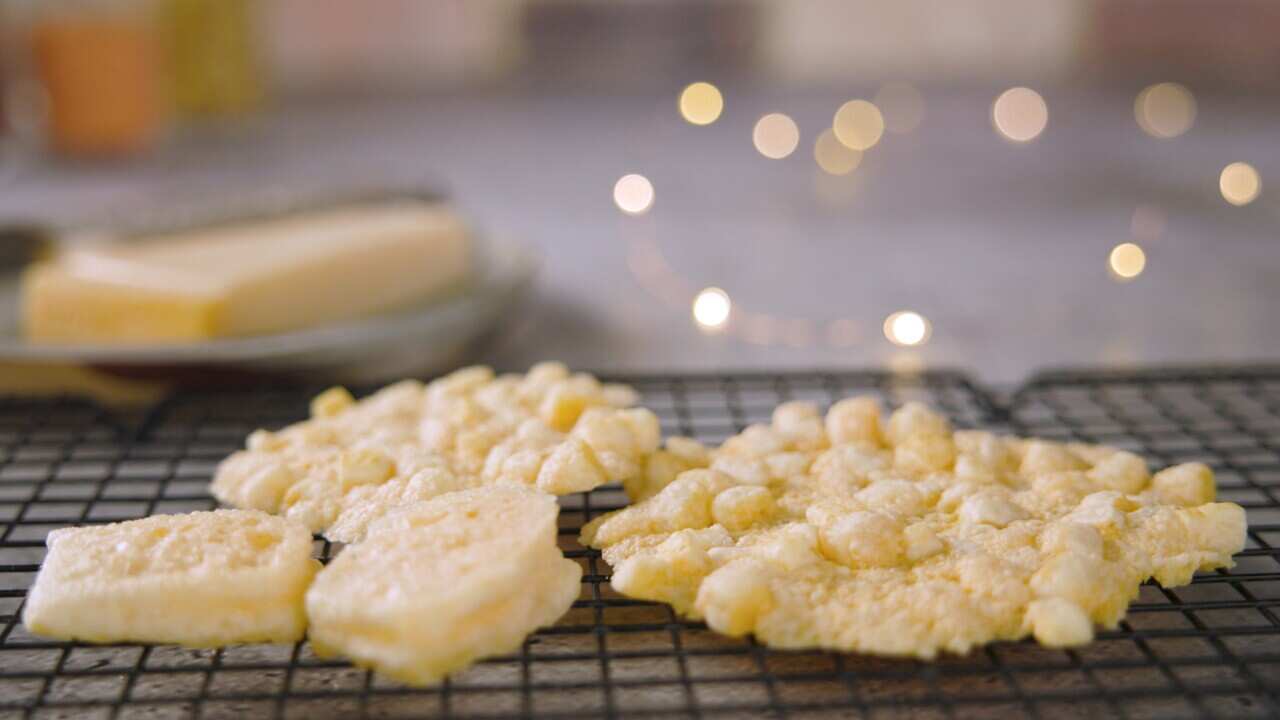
[306,486,581,685]
[23,509,320,647]
[22,201,471,343]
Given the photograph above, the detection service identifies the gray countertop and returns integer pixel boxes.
[2,87,1277,384]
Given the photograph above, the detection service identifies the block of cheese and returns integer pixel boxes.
[22,201,471,343]
[306,486,582,685]
[23,509,320,647]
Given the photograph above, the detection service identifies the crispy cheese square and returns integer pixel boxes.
[23,509,319,647]
[305,486,581,684]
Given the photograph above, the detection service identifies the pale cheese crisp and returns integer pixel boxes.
[626,435,713,502]
[305,486,581,685]
[582,398,1248,658]
[23,509,319,647]
[211,363,660,541]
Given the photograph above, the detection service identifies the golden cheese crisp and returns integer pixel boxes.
[211,363,660,541]
[23,510,319,647]
[582,398,1248,658]
[306,486,581,685]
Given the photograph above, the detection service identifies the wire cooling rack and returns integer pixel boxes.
[0,368,1276,719]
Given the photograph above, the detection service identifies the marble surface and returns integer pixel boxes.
[1,87,1277,384]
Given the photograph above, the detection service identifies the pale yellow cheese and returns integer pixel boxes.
[23,509,320,647]
[582,398,1249,659]
[212,363,660,541]
[22,202,471,343]
[306,486,581,685]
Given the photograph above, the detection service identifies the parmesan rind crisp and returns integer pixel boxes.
[582,398,1247,657]
[23,510,319,647]
[211,363,660,541]
[306,486,581,685]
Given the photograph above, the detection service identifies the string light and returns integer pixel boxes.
[1220,162,1261,206]
[833,100,884,151]
[613,174,654,215]
[874,82,924,134]
[883,311,930,347]
[1135,83,1195,139]
[814,129,862,175]
[992,87,1048,143]
[692,287,731,331]
[629,235,862,351]
[1109,243,1146,281]
[752,113,799,159]
[678,82,723,126]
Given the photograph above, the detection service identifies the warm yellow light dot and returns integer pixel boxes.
[992,87,1048,143]
[613,174,654,215]
[1220,162,1261,206]
[1109,242,1146,280]
[752,113,799,159]
[874,82,924,134]
[1135,83,1195,139]
[833,100,884,151]
[693,287,731,330]
[813,128,862,175]
[679,82,724,126]
[883,311,930,347]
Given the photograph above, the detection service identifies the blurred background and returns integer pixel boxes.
[0,0,1277,390]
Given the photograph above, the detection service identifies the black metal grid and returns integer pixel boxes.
[0,368,1276,719]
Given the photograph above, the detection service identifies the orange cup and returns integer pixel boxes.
[32,13,166,158]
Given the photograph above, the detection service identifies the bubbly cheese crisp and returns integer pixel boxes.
[211,363,660,542]
[306,486,581,685]
[23,510,319,647]
[582,398,1248,657]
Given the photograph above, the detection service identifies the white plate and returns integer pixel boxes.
[0,234,537,383]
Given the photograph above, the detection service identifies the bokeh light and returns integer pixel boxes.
[832,100,884,151]
[1135,83,1196,139]
[992,87,1048,143]
[692,287,731,330]
[1109,243,1146,281]
[813,129,862,175]
[1220,162,1261,206]
[874,82,924,134]
[612,174,654,215]
[753,113,799,159]
[678,82,723,126]
[883,311,930,347]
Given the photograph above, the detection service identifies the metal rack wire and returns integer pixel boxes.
[0,368,1276,719]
